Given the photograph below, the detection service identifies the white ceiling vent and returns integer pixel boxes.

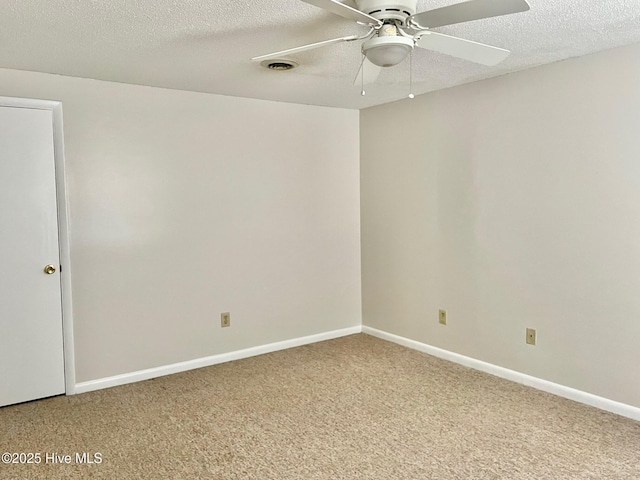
[260,59,299,71]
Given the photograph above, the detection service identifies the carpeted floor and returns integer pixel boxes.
[1,333,639,479]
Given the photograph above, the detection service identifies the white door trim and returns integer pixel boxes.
[0,96,76,395]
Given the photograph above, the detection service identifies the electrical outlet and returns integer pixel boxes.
[221,312,231,328]
[526,328,536,345]
[439,309,447,325]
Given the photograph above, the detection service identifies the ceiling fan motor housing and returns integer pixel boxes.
[355,0,417,23]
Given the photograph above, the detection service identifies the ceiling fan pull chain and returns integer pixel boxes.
[361,54,366,96]
[408,49,414,99]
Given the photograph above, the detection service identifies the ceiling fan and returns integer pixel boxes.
[252,0,530,85]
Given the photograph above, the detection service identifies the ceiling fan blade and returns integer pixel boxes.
[416,31,510,66]
[251,35,359,62]
[301,0,382,26]
[410,0,530,29]
[353,57,382,85]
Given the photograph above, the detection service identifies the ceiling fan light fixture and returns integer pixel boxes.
[362,36,413,67]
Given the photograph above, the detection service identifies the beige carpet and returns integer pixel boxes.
[1,334,639,479]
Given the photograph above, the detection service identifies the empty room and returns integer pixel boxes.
[1,1,639,478]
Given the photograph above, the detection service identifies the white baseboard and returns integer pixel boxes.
[75,326,362,394]
[362,326,640,422]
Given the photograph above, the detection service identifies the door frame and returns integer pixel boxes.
[0,96,76,395]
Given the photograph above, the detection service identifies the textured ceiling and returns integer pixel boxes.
[0,0,639,109]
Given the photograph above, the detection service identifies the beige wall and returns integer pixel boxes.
[0,69,361,383]
[360,43,640,408]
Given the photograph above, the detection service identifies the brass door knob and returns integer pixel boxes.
[44,264,57,275]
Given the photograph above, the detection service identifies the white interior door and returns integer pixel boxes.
[0,106,65,407]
